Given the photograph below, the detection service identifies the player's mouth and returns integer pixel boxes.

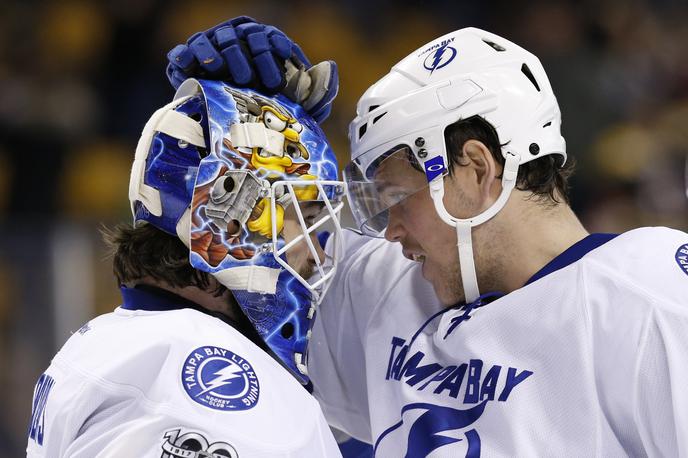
[402,249,426,263]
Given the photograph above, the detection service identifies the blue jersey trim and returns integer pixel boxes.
[408,292,500,347]
[120,285,202,312]
[525,233,618,286]
[119,285,274,361]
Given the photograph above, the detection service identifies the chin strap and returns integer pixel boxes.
[429,152,520,302]
[456,222,479,302]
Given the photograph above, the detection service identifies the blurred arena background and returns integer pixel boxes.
[1,0,687,453]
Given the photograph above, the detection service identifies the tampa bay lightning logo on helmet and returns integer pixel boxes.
[423,43,458,73]
[181,346,259,411]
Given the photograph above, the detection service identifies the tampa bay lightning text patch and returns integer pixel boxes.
[181,346,259,411]
[675,243,688,276]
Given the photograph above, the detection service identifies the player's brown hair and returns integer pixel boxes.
[444,115,575,205]
[101,223,226,296]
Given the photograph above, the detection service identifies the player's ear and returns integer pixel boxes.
[461,139,501,209]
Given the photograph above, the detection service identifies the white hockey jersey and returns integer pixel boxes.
[27,285,341,458]
[310,227,688,457]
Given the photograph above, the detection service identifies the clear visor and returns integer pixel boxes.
[344,146,436,236]
[269,180,346,303]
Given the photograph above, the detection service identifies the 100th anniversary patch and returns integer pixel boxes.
[161,428,238,458]
[181,346,259,411]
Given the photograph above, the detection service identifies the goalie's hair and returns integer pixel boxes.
[101,223,226,297]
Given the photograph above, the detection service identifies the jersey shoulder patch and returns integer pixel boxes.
[180,345,260,412]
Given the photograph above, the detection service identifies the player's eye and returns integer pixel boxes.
[388,192,410,207]
[379,189,410,207]
[264,112,287,131]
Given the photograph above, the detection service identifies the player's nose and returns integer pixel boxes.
[384,204,405,243]
[298,233,325,279]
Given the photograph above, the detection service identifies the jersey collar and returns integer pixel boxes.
[120,284,204,312]
[119,285,262,346]
[525,233,618,286]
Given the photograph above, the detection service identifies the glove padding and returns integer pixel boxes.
[166,16,338,123]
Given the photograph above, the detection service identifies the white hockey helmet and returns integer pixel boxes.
[344,28,567,302]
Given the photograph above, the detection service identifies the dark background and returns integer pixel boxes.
[1,0,687,454]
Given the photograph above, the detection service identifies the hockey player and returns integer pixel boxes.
[26,78,346,456]
[168,19,688,456]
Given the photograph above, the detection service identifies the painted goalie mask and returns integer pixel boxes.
[128,79,345,383]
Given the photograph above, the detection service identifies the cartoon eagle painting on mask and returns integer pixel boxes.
[190,87,320,267]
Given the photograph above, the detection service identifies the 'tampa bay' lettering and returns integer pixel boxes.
[418,37,456,57]
[386,336,533,403]
[183,347,257,392]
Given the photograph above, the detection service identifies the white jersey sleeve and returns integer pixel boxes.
[582,227,688,456]
[309,229,442,443]
[27,305,341,458]
[635,303,688,456]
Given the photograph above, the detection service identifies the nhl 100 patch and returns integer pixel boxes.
[160,428,238,458]
[181,346,259,411]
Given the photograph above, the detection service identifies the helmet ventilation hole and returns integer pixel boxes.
[281,322,295,339]
[372,112,387,124]
[482,39,506,52]
[358,123,368,139]
[521,63,541,92]
[196,146,208,158]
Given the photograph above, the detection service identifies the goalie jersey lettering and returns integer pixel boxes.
[27,286,340,457]
[311,228,688,456]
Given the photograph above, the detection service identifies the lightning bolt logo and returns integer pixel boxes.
[423,44,458,74]
[374,401,486,457]
[182,346,260,411]
[431,45,448,72]
[197,362,244,396]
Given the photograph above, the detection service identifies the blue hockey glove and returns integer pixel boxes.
[166,16,338,123]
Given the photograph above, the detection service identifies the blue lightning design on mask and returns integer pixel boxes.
[187,80,340,383]
[264,276,306,341]
[197,362,244,396]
